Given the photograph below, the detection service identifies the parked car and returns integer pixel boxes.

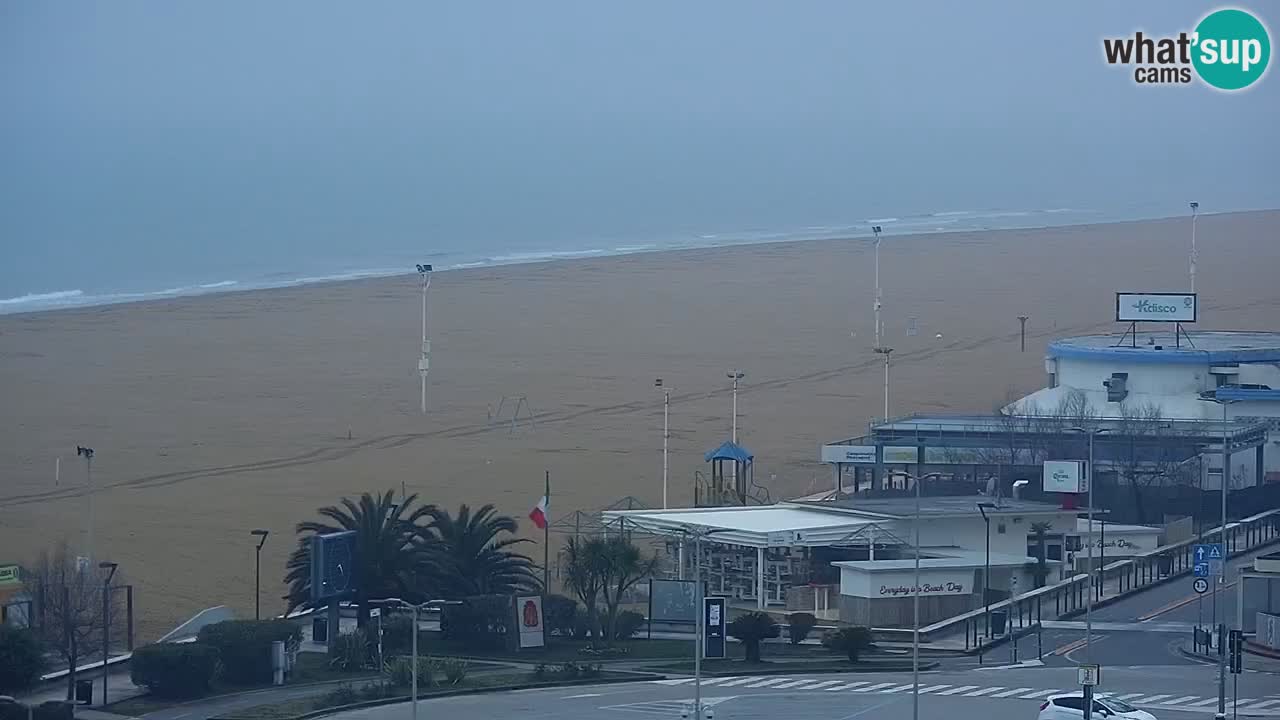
[1039,694,1157,720]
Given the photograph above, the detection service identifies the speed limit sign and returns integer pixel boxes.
[1193,578,1209,594]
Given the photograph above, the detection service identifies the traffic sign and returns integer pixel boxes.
[1193,578,1209,594]
[1194,543,1223,562]
[1194,562,1210,577]
[1078,664,1101,686]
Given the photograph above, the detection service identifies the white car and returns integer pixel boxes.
[1038,693,1157,720]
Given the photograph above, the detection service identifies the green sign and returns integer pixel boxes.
[0,565,20,585]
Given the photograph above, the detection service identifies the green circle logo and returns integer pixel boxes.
[1192,8,1271,90]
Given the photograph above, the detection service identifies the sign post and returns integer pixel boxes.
[703,597,726,660]
[1078,664,1100,720]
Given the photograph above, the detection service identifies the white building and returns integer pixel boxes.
[1010,330,1280,488]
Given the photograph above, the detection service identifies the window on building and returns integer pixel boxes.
[1048,544,1063,561]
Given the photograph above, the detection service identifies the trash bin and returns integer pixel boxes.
[312,616,328,643]
[990,609,1008,636]
[75,679,93,705]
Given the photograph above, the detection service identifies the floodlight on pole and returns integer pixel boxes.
[871,225,883,349]
[888,470,945,720]
[416,264,433,415]
[1198,390,1237,720]
[251,530,269,620]
[77,446,95,567]
[726,370,745,489]
[1189,202,1199,294]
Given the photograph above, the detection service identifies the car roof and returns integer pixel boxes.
[1047,693,1085,701]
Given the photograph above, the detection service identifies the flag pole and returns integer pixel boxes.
[543,470,550,594]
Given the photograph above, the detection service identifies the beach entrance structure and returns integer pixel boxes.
[697,440,759,507]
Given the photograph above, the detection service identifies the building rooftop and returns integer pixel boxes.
[1049,331,1280,365]
[601,505,897,549]
[791,496,1071,519]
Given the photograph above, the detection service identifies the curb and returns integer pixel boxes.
[635,661,939,677]
[102,674,382,715]
[1179,644,1280,675]
[213,673,665,720]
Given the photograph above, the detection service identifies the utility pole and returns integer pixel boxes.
[416,264,432,414]
[874,347,893,420]
[77,446,95,567]
[1018,315,1029,352]
[657,379,670,509]
[872,225,883,348]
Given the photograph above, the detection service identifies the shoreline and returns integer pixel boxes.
[6,207,1275,318]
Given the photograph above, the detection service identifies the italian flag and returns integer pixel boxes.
[529,494,549,530]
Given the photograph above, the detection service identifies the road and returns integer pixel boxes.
[325,665,1280,720]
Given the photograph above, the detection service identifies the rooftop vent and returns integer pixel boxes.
[1104,372,1129,403]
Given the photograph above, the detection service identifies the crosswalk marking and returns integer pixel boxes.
[1244,700,1280,710]
[741,677,787,689]
[992,688,1034,698]
[653,677,697,686]
[918,685,953,694]
[714,677,760,687]
[963,687,1005,697]
[854,682,899,693]
[938,685,981,695]
[1188,698,1224,707]
[800,680,845,690]
[1161,696,1200,706]
[1132,694,1174,704]
[1114,693,1146,701]
[1019,690,1063,699]
[824,682,871,691]
[772,678,819,689]
[880,684,918,694]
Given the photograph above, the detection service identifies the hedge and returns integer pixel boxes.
[196,620,300,685]
[131,643,220,698]
[440,595,511,649]
[0,626,43,694]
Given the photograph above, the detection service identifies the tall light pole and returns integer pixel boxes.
[1199,391,1236,720]
[657,379,670,509]
[977,502,996,637]
[874,347,894,420]
[1189,202,1199,293]
[77,446,95,567]
[372,598,461,720]
[681,525,727,720]
[251,530,270,620]
[726,370,744,443]
[872,225,883,348]
[890,470,945,720]
[1067,426,1111,662]
[99,561,118,705]
[415,264,433,415]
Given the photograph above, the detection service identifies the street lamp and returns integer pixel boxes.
[1066,426,1111,662]
[657,378,670,509]
[251,530,270,620]
[977,502,997,638]
[726,370,745,491]
[889,470,945,720]
[682,525,728,720]
[370,597,461,720]
[873,346,894,420]
[1189,202,1199,293]
[871,225,883,349]
[415,264,433,415]
[1198,390,1237,720]
[99,561,118,705]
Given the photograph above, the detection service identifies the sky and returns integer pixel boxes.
[1,1,1277,299]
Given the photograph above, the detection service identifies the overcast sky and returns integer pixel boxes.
[2,1,1276,296]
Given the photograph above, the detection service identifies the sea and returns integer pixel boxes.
[0,204,1227,316]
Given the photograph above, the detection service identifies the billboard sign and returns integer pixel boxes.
[1115,293,1197,323]
[0,565,19,586]
[310,530,358,603]
[1043,461,1086,493]
[515,595,545,649]
[703,597,727,659]
[821,445,877,464]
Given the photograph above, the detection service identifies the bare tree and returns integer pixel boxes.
[27,542,126,699]
[1110,402,1200,523]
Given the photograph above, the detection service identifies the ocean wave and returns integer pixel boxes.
[0,289,85,306]
[487,248,609,264]
[867,217,899,223]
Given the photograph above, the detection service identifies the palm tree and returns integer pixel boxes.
[561,536,657,647]
[562,536,606,647]
[285,490,445,628]
[425,504,539,597]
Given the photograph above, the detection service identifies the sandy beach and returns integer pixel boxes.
[2,210,1278,639]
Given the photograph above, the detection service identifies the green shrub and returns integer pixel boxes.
[31,702,74,720]
[543,595,579,637]
[821,625,874,662]
[440,595,510,649]
[322,684,358,707]
[386,656,432,688]
[726,612,779,663]
[329,629,372,671]
[0,626,43,694]
[197,620,300,685]
[358,680,393,700]
[533,663,549,678]
[611,610,645,640]
[379,615,416,654]
[581,663,602,678]
[556,661,580,678]
[787,612,818,644]
[130,642,220,699]
[436,658,468,685]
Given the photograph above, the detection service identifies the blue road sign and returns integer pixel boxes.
[1194,562,1210,577]
[1193,543,1223,562]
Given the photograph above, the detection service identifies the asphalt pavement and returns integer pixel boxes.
[323,665,1280,720]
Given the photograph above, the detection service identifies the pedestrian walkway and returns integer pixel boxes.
[647,676,1280,714]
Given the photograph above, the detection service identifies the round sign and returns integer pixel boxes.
[1194,578,1209,594]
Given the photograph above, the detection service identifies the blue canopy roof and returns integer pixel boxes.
[704,440,754,463]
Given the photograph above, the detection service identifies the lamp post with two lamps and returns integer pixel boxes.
[886,470,946,720]
[370,598,462,720]
[251,530,269,620]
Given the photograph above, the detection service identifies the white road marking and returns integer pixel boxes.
[824,681,871,691]
[853,682,899,693]
[715,677,762,687]
[653,677,696,685]
[799,680,845,690]
[1188,698,1225,707]
[1242,700,1280,710]
[917,685,954,694]
[695,677,741,686]
[937,685,982,695]
[880,683,918,694]
[771,678,819,689]
[963,687,1006,697]
[1161,696,1201,706]
[1132,694,1174,704]
[991,688,1034,698]
[563,693,602,699]
[1115,693,1147,701]
[741,677,788,689]
[1019,690,1064,699]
